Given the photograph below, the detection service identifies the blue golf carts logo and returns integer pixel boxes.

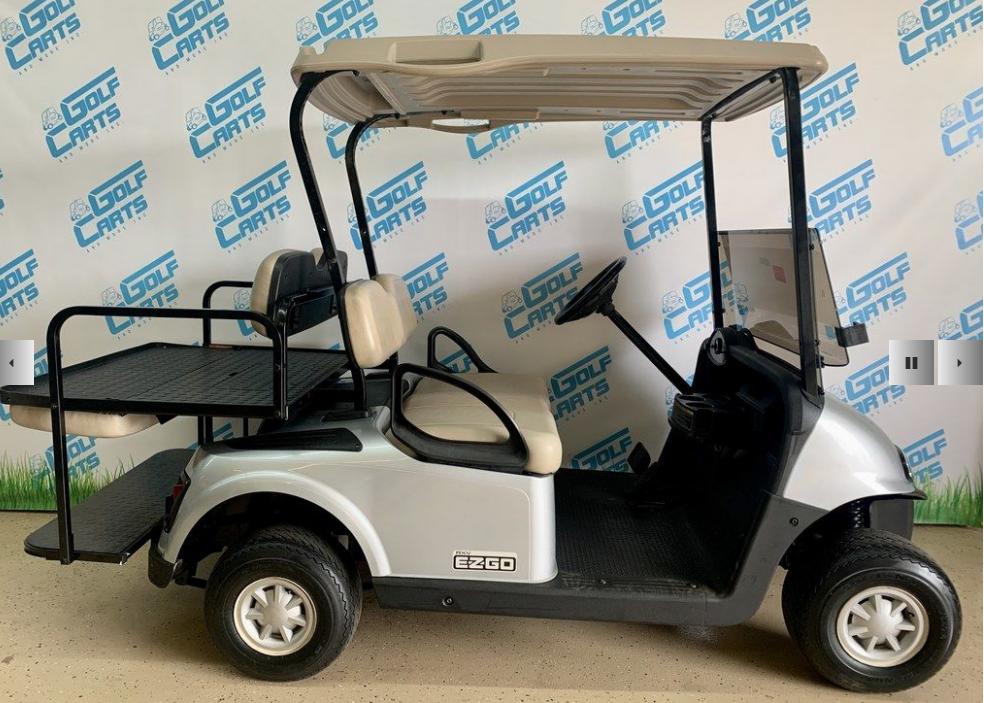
[467,122,540,163]
[103,251,180,337]
[2,0,81,73]
[904,429,948,483]
[29,435,100,483]
[897,0,982,67]
[212,161,291,252]
[437,0,520,35]
[70,161,149,250]
[954,192,982,250]
[296,0,378,46]
[770,63,860,158]
[550,346,612,421]
[148,0,229,73]
[348,161,428,251]
[623,162,704,252]
[580,0,665,36]
[837,253,910,327]
[486,161,568,253]
[323,114,382,160]
[572,428,634,472]
[0,249,40,326]
[603,120,676,162]
[828,356,905,415]
[940,87,982,158]
[440,349,474,373]
[661,270,716,342]
[724,0,811,42]
[404,252,450,319]
[938,299,983,340]
[186,67,266,161]
[502,254,583,341]
[42,67,122,161]
[233,287,257,339]
[806,158,876,241]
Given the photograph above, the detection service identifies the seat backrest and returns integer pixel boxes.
[342,278,411,369]
[373,273,417,338]
[250,248,347,337]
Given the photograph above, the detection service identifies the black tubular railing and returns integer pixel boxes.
[46,305,284,564]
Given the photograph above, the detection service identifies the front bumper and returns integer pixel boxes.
[148,529,177,588]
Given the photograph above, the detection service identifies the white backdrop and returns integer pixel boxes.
[0,0,981,523]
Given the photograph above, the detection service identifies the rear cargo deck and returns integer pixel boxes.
[1,343,349,418]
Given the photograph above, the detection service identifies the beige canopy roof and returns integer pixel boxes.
[291,35,827,130]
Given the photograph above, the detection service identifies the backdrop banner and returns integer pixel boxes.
[0,0,980,524]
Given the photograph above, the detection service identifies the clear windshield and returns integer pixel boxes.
[720,229,848,367]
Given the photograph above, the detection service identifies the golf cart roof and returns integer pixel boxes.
[291,35,828,129]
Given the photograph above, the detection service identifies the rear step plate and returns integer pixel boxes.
[24,449,194,564]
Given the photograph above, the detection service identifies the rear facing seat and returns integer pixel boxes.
[342,274,562,474]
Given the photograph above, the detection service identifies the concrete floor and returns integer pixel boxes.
[0,514,978,703]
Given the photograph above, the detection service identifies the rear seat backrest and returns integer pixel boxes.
[249,248,338,336]
[342,279,408,369]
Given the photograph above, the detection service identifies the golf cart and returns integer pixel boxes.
[3,35,961,692]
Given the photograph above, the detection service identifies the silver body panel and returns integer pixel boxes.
[158,408,558,583]
[782,396,914,511]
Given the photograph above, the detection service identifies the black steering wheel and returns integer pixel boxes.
[556,257,627,325]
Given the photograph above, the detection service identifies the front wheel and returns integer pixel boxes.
[782,528,960,693]
[204,525,362,681]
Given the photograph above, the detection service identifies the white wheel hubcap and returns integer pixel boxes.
[233,577,317,656]
[835,586,929,668]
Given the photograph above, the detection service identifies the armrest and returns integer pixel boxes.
[426,326,496,373]
[201,280,253,346]
[390,363,528,472]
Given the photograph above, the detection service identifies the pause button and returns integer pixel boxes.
[889,340,934,385]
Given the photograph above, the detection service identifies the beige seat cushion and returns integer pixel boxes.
[343,279,407,369]
[373,273,417,338]
[403,373,562,474]
[10,405,158,438]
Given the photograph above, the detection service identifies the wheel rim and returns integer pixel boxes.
[835,585,929,668]
[233,577,317,656]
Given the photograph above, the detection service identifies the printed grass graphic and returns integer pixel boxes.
[0,454,126,511]
[914,472,983,527]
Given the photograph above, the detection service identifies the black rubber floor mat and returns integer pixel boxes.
[554,469,716,586]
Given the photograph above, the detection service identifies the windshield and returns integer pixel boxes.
[719,229,848,367]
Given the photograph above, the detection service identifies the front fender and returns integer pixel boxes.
[782,396,915,511]
[159,456,391,576]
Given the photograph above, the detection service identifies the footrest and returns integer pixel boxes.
[24,449,194,564]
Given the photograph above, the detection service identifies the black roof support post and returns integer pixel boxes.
[779,66,821,399]
[345,116,387,278]
[700,118,724,330]
[46,318,73,564]
[290,72,346,293]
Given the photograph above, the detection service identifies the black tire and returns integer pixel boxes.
[782,528,960,693]
[204,524,362,681]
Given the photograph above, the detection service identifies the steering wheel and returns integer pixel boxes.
[556,257,627,325]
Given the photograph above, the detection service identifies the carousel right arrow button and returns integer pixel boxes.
[938,340,982,386]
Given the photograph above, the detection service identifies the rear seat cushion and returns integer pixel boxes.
[403,373,562,474]
[10,405,158,438]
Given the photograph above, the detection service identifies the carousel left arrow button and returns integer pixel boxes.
[0,340,34,386]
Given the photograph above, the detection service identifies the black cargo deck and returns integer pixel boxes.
[0,343,349,418]
[25,449,194,563]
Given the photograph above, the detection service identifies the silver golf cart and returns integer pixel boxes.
[3,35,960,692]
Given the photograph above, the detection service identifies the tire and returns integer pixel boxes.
[782,528,960,693]
[204,524,362,681]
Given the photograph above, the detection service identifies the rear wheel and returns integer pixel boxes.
[204,525,362,681]
[782,528,960,692]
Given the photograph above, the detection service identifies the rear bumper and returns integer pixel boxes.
[147,530,176,588]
